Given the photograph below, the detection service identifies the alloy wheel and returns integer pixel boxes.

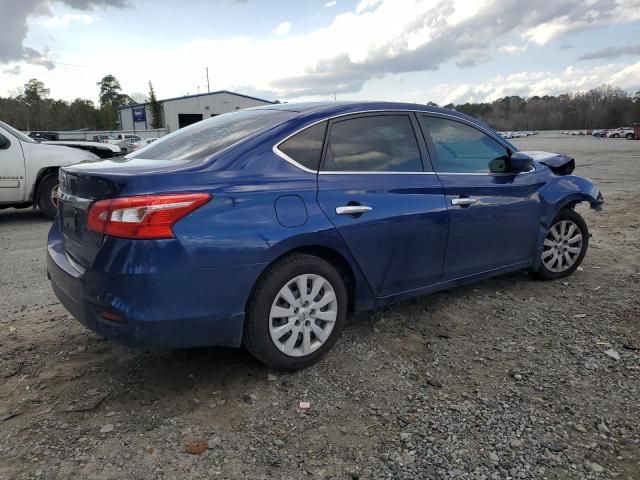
[269,274,338,357]
[541,220,583,273]
[51,184,60,209]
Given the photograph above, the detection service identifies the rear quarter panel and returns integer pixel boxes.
[171,142,376,312]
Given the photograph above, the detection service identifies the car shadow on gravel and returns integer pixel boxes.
[0,208,52,224]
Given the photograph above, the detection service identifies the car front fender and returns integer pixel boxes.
[529,175,603,270]
[539,175,603,227]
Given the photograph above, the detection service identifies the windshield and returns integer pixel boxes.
[0,121,37,143]
[128,109,296,161]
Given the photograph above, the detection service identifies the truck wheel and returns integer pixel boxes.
[626,133,635,140]
[38,175,60,219]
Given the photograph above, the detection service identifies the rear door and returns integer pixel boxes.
[417,114,542,279]
[316,113,448,297]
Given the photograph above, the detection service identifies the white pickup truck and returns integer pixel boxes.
[0,121,120,218]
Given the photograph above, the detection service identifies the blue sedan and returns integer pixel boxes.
[47,102,603,370]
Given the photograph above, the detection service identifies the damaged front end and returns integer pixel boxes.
[522,150,604,211]
[521,151,575,175]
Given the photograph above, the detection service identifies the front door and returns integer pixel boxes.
[418,114,542,280]
[0,127,26,204]
[317,113,448,297]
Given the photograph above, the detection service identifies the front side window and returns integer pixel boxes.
[420,116,509,173]
[278,121,327,171]
[323,115,423,172]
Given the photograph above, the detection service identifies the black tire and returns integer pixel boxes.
[626,133,635,140]
[612,134,620,138]
[37,175,59,219]
[243,254,347,370]
[533,209,589,280]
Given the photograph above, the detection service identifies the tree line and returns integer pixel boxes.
[1,78,638,132]
[439,85,640,131]
[0,75,162,132]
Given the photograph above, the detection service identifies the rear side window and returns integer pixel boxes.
[278,121,327,171]
[420,116,509,173]
[323,115,423,172]
[129,109,296,161]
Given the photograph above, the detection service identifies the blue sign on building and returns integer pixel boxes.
[132,106,146,123]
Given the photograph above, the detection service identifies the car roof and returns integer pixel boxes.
[249,101,491,130]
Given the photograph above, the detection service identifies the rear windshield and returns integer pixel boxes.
[128,109,295,160]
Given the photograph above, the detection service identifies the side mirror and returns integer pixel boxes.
[0,134,10,150]
[508,151,533,173]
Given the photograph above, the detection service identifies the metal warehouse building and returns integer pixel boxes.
[117,90,274,134]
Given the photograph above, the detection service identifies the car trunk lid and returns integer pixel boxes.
[58,157,205,267]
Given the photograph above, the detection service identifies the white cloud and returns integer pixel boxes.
[402,61,640,105]
[273,21,292,36]
[499,44,527,55]
[41,13,97,28]
[325,1,337,7]
[355,0,383,14]
[4,0,640,104]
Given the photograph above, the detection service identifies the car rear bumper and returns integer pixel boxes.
[47,221,264,349]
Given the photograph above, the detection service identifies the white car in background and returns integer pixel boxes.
[128,137,158,152]
[606,127,634,139]
[113,136,144,154]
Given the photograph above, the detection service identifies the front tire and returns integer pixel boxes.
[533,209,589,280]
[243,254,347,370]
[37,175,60,219]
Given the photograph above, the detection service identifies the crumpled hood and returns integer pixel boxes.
[520,151,575,175]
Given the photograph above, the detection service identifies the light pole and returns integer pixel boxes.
[21,100,32,131]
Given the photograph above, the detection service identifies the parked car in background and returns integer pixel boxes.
[47,102,603,370]
[103,134,142,145]
[114,137,144,154]
[128,137,158,152]
[28,131,60,142]
[0,120,113,218]
[93,134,112,142]
[606,127,634,138]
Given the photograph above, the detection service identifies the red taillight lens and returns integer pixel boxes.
[87,193,211,239]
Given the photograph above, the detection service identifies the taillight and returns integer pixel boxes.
[87,193,211,239]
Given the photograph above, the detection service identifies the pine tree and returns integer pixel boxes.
[148,81,162,129]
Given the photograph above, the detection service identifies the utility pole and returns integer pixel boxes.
[205,67,210,93]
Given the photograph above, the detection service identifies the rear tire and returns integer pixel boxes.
[37,175,59,219]
[243,254,347,370]
[533,209,589,280]
[626,133,635,140]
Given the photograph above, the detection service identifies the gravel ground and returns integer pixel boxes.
[0,133,639,480]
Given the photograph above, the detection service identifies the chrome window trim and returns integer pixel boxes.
[272,108,519,176]
[317,171,437,175]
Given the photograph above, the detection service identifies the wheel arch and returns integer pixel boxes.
[245,245,361,319]
[32,167,59,206]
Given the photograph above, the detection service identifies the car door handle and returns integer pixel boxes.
[336,205,373,215]
[451,198,478,206]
